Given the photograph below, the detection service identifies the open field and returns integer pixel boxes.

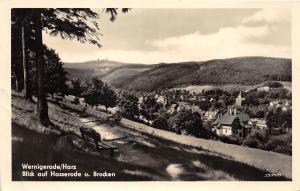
[171,85,215,94]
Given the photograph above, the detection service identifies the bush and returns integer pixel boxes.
[152,116,170,131]
[242,130,268,150]
[168,110,209,138]
[264,81,283,88]
[242,129,292,156]
[219,135,238,145]
[265,133,292,155]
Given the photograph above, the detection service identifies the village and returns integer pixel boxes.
[127,82,292,147]
[61,79,291,154]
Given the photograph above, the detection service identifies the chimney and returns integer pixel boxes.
[234,108,237,115]
[229,108,232,115]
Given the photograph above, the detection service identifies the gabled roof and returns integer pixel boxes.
[236,113,249,122]
[213,110,249,127]
[213,113,236,126]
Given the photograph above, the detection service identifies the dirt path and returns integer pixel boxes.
[68,111,164,170]
[69,111,126,140]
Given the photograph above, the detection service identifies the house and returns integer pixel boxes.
[249,118,267,129]
[138,96,145,104]
[177,102,190,111]
[180,94,188,100]
[213,107,251,140]
[269,99,291,111]
[203,109,219,121]
[156,95,168,106]
[167,102,191,114]
[191,105,203,115]
[168,103,178,114]
[257,86,270,92]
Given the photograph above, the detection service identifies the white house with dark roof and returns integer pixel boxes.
[212,107,251,140]
[203,109,219,121]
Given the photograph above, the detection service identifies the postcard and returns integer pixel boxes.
[1,0,299,190]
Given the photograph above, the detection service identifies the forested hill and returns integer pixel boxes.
[64,59,151,80]
[116,57,291,91]
[65,57,291,91]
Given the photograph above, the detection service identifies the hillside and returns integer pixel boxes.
[64,57,291,91]
[122,57,291,91]
[64,59,127,70]
[100,65,153,86]
[65,68,94,80]
[64,59,152,81]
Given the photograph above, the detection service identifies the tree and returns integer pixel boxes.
[21,11,31,100]
[118,93,139,120]
[99,83,117,112]
[196,100,211,111]
[69,78,83,101]
[264,81,283,88]
[140,96,160,121]
[12,9,27,92]
[266,108,292,134]
[152,109,170,131]
[81,77,104,108]
[153,116,169,131]
[242,129,268,149]
[30,46,68,98]
[168,110,207,138]
[34,8,49,125]
[12,8,129,126]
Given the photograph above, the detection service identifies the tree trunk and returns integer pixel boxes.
[11,15,24,92]
[21,20,32,100]
[34,9,50,126]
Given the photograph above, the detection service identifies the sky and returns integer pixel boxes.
[43,8,291,64]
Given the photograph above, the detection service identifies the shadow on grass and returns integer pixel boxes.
[11,122,167,181]
[126,132,290,181]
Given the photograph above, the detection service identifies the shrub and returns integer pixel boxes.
[152,116,170,131]
[242,130,268,150]
[264,81,283,88]
[265,133,292,155]
[219,135,238,145]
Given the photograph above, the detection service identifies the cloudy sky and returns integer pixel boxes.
[43,8,291,64]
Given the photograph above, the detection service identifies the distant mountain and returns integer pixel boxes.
[99,64,153,86]
[64,59,126,69]
[64,59,153,81]
[64,57,291,91]
[64,59,129,77]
